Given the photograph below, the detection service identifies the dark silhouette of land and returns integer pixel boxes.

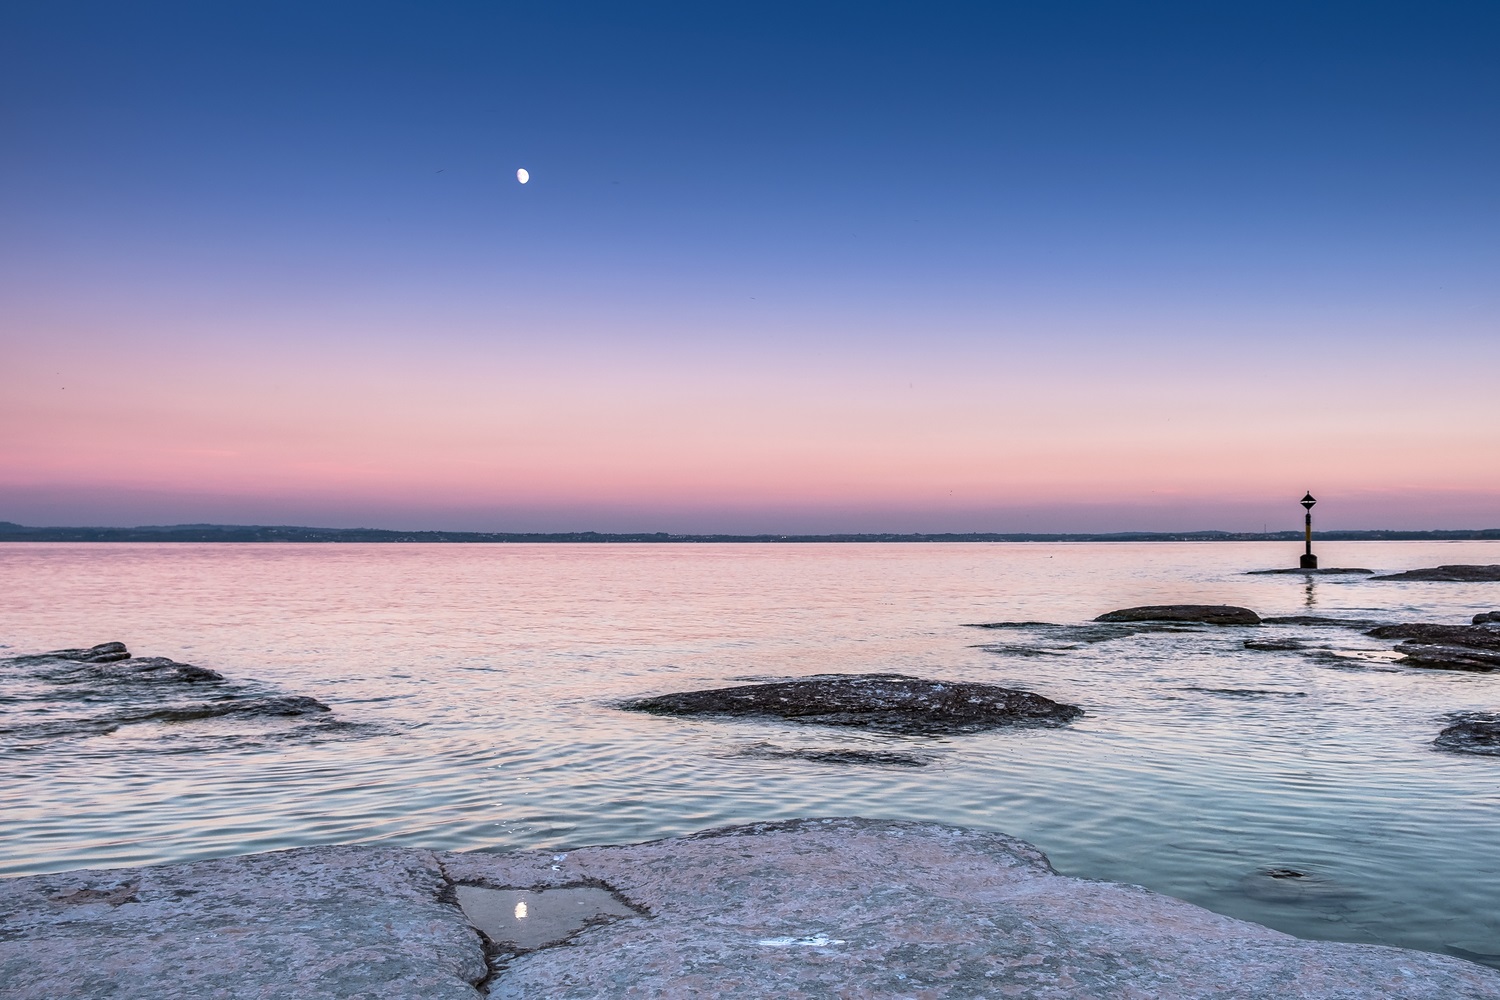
[2,522,1497,543]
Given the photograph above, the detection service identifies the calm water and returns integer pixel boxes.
[2,541,1499,966]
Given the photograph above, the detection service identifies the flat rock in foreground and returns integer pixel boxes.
[620,674,1082,735]
[4,819,1499,999]
[1094,604,1262,626]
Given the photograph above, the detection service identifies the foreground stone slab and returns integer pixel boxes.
[4,820,1499,999]
[0,845,488,999]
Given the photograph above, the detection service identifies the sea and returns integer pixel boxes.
[2,540,1497,968]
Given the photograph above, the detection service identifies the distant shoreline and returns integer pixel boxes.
[2,522,1497,543]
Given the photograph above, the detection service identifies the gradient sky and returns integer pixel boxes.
[3,1,1497,532]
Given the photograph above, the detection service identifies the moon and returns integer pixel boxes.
[516,168,530,184]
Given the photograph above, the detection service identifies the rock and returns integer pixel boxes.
[1372,565,1500,582]
[11,641,131,664]
[1262,615,1388,628]
[5,819,1497,998]
[0,845,488,999]
[1244,638,1307,651]
[1475,612,1500,626]
[1436,714,1500,756]
[0,645,339,749]
[127,695,333,722]
[1094,605,1261,626]
[1246,567,1374,575]
[620,674,1082,735]
[66,656,225,684]
[1367,624,1500,650]
[1394,643,1500,672]
[962,620,1064,629]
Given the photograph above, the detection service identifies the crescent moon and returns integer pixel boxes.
[516,168,530,184]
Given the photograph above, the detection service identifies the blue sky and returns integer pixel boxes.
[2,1,1497,531]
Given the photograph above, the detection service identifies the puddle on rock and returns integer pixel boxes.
[455,886,637,950]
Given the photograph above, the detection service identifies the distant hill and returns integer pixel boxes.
[1,522,1497,543]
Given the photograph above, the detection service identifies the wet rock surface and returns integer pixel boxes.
[1395,643,1500,672]
[1372,564,1500,582]
[1435,714,1500,756]
[0,642,343,750]
[1095,604,1262,626]
[4,819,1498,999]
[1367,622,1500,672]
[1476,612,1500,625]
[620,674,1083,735]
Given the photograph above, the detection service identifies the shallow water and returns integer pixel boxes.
[2,541,1498,966]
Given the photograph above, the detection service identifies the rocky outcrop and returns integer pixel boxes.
[1,643,335,747]
[620,674,1082,735]
[1436,714,1500,756]
[1094,604,1261,626]
[3,819,1497,999]
[1475,612,1500,625]
[1372,565,1500,582]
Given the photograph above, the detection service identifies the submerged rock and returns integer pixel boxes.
[126,695,332,723]
[1094,605,1261,626]
[621,674,1082,735]
[1261,615,1389,628]
[1239,865,1360,904]
[1435,714,1500,756]
[736,742,933,767]
[1372,564,1500,582]
[5,819,1497,999]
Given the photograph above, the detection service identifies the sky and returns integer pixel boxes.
[2,1,1497,533]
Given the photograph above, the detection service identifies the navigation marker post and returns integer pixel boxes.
[1300,492,1318,569]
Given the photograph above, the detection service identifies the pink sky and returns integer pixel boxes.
[5,313,1497,531]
